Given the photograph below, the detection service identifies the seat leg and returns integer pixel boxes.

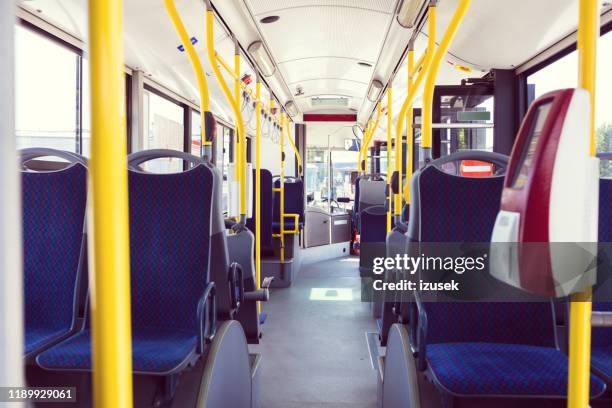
[153,373,180,408]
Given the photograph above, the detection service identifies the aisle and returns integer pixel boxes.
[254,255,378,408]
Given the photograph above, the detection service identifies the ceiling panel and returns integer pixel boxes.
[246,0,396,16]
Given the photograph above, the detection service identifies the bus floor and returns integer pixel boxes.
[251,254,377,408]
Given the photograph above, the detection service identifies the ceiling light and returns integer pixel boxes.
[367,80,383,102]
[285,101,299,117]
[247,41,276,77]
[260,15,280,24]
[397,0,425,28]
[358,61,373,67]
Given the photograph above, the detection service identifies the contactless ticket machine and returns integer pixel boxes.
[491,88,600,297]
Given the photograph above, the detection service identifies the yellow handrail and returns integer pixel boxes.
[422,0,472,151]
[255,80,261,311]
[360,102,382,174]
[357,121,371,174]
[279,110,286,262]
[410,50,426,77]
[394,5,437,216]
[234,49,241,180]
[567,0,598,406]
[403,49,415,205]
[386,87,393,232]
[163,0,211,146]
[286,118,302,177]
[88,0,133,406]
[205,8,247,217]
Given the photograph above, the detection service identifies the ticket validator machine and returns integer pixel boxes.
[491,88,600,297]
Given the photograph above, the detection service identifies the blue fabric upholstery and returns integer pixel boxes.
[37,328,197,373]
[417,166,503,242]
[273,179,305,227]
[425,302,556,347]
[592,179,612,382]
[412,161,607,398]
[247,169,273,247]
[272,220,303,234]
[427,343,605,397]
[37,165,214,374]
[360,205,387,243]
[22,163,87,356]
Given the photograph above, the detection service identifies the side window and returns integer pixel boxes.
[15,25,78,152]
[527,30,611,177]
[191,110,201,156]
[142,89,184,173]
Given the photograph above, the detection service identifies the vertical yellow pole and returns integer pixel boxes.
[386,87,393,232]
[255,81,262,310]
[88,0,133,407]
[422,0,471,154]
[404,49,415,205]
[234,48,241,182]
[393,88,403,218]
[395,5,436,171]
[205,8,246,218]
[279,111,286,263]
[568,1,598,406]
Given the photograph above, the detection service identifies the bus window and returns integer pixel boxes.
[142,89,184,173]
[15,25,78,153]
[191,110,201,156]
[527,30,611,176]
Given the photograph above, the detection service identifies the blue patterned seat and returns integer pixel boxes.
[411,163,606,399]
[592,178,612,383]
[273,178,304,234]
[22,162,87,357]
[37,164,215,375]
[246,169,274,246]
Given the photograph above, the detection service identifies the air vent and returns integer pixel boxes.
[310,97,350,108]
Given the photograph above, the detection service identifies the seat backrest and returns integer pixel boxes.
[412,162,556,348]
[247,169,273,247]
[22,162,87,341]
[360,205,388,243]
[273,178,305,225]
[358,179,386,212]
[593,178,612,347]
[128,164,213,332]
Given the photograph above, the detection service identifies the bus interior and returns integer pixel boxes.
[1,0,612,407]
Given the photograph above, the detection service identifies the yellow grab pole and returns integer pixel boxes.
[409,51,426,77]
[205,6,247,218]
[279,110,286,263]
[362,103,382,174]
[404,49,415,205]
[286,119,302,177]
[386,87,393,232]
[568,1,598,407]
[422,0,471,155]
[88,0,133,407]
[234,46,241,180]
[394,4,436,208]
[358,121,371,175]
[163,0,210,148]
[255,80,262,311]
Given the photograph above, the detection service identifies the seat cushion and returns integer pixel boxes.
[25,328,72,355]
[592,345,612,383]
[427,342,606,397]
[37,328,198,374]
